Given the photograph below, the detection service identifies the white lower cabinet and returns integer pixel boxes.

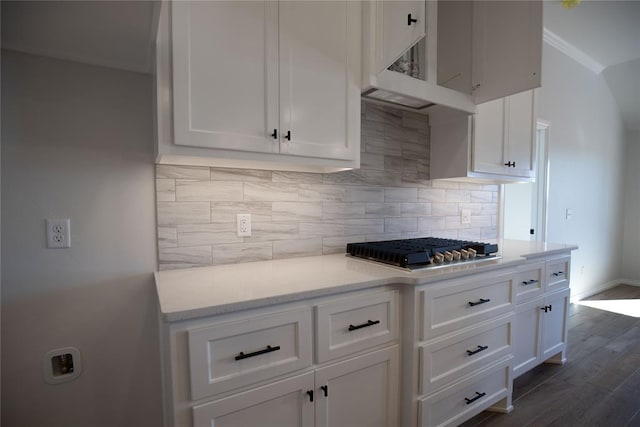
[540,288,570,363]
[412,268,517,427]
[419,358,513,427]
[160,252,573,427]
[192,346,399,427]
[192,372,315,427]
[513,256,571,378]
[512,296,543,377]
[315,346,399,427]
[161,287,400,427]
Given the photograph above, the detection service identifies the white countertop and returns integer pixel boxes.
[155,240,578,322]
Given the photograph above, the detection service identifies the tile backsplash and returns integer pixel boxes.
[155,102,498,270]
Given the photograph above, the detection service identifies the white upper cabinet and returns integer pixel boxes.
[471,1,542,104]
[171,1,279,154]
[378,1,426,72]
[156,1,361,173]
[429,89,536,183]
[278,1,359,162]
[473,90,536,179]
[362,0,542,113]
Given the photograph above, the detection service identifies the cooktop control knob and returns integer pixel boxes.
[433,252,444,264]
[452,250,461,261]
[444,251,453,263]
[460,249,469,260]
[468,248,477,259]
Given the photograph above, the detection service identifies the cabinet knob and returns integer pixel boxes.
[306,390,314,402]
[271,129,278,140]
[407,13,418,25]
[504,161,516,167]
[285,130,291,141]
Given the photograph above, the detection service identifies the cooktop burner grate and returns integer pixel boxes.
[346,237,499,269]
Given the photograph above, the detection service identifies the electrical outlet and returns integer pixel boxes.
[461,209,471,225]
[46,219,71,248]
[237,214,251,237]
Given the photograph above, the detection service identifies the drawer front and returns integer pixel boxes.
[546,256,570,293]
[316,290,398,363]
[419,358,512,427]
[188,308,312,400]
[420,314,513,395]
[514,262,544,303]
[421,272,515,341]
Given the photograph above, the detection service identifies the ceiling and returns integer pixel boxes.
[543,1,640,131]
[1,1,157,74]
[1,0,639,130]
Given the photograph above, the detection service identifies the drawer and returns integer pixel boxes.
[420,314,513,395]
[316,290,398,363]
[188,308,312,400]
[420,272,515,341]
[418,358,512,427]
[546,256,571,293]
[514,262,544,303]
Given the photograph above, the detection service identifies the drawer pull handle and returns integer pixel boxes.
[522,279,539,286]
[464,391,486,405]
[468,298,490,307]
[466,345,489,356]
[321,385,328,397]
[552,271,565,277]
[235,345,281,361]
[306,390,314,402]
[348,319,380,331]
[407,13,418,25]
[540,304,553,313]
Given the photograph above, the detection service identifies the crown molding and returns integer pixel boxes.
[543,28,605,74]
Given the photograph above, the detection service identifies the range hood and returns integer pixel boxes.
[362,87,435,110]
[360,1,542,115]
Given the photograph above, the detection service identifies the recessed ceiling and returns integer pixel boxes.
[1,0,157,74]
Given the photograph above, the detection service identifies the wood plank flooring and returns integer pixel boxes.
[462,284,640,427]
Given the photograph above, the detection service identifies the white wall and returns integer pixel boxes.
[1,51,161,427]
[538,44,627,300]
[621,131,640,282]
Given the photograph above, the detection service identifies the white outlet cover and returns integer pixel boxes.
[236,214,251,237]
[46,218,71,248]
[461,209,471,224]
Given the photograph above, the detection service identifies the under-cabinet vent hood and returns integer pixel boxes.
[362,87,435,110]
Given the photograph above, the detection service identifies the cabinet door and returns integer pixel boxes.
[278,1,360,162]
[172,1,279,153]
[505,90,536,178]
[541,288,570,363]
[315,346,399,427]
[380,1,426,70]
[192,372,314,427]
[471,0,542,103]
[472,97,506,175]
[513,297,543,378]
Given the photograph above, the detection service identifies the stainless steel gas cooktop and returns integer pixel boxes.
[346,237,500,270]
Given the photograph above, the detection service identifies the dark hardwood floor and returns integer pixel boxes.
[462,284,640,427]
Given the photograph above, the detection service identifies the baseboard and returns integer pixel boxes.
[619,279,640,287]
[570,279,628,302]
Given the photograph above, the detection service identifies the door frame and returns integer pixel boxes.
[499,119,550,242]
[533,119,550,242]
